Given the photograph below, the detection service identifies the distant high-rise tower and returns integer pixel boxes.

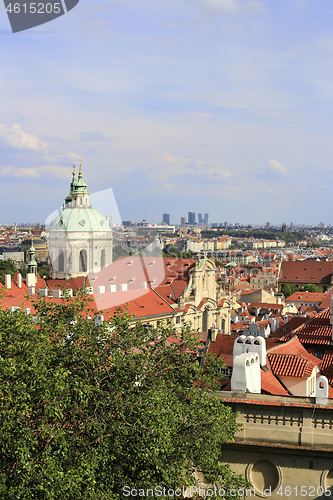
[162,212,170,225]
[188,212,196,225]
[282,223,287,233]
[204,213,209,225]
[180,217,186,226]
[198,213,203,224]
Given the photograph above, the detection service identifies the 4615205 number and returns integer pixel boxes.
[6,3,62,14]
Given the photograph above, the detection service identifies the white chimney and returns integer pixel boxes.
[17,273,22,289]
[142,282,148,289]
[28,286,35,296]
[231,352,261,393]
[316,375,328,405]
[26,273,36,287]
[5,274,11,289]
[97,286,105,294]
[108,284,117,293]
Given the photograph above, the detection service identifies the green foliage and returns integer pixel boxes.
[18,264,28,278]
[0,294,250,499]
[280,283,300,297]
[163,244,195,258]
[303,284,319,293]
[38,263,50,278]
[0,259,16,284]
[281,283,319,297]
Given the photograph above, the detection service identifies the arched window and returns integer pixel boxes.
[79,249,87,273]
[101,249,106,270]
[58,250,64,272]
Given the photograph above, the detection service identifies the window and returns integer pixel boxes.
[101,249,106,270]
[79,249,87,273]
[58,250,64,272]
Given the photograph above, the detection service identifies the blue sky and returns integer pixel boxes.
[1,0,333,225]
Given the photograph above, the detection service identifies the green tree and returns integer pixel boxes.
[0,293,250,500]
[0,259,16,285]
[280,283,299,298]
[303,284,319,293]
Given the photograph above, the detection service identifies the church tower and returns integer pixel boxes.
[48,161,113,279]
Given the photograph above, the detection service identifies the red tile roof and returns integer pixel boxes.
[281,307,332,345]
[268,353,316,378]
[285,291,327,303]
[261,369,289,395]
[279,260,333,285]
[270,316,308,338]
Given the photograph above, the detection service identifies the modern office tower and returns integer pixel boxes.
[180,217,186,226]
[188,212,196,225]
[204,213,209,225]
[198,213,203,224]
[282,223,287,233]
[162,212,170,225]
[266,222,272,229]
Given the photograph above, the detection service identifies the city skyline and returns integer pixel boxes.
[1,1,333,224]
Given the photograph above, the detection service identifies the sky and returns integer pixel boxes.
[1,0,333,226]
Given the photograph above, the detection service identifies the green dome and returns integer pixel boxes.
[50,207,111,232]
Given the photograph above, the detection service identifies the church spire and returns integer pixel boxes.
[28,239,38,282]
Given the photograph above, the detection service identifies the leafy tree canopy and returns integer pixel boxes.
[303,284,319,293]
[0,293,249,499]
[0,258,16,285]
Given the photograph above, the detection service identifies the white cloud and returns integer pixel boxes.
[256,159,288,179]
[267,159,288,176]
[0,166,40,178]
[0,165,71,179]
[191,0,240,14]
[0,123,48,152]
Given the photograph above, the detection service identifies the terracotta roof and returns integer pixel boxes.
[248,302,283,311]
[207,334,280,368]
[270,316,308,338]
[261,369,289,395]
[46,277,86,291]
[267,335,321,363]
[268,353,316,378]
[308,348,333,385]
[279,260,333,285]
[285,291,327,303]
[281,307,332,345]
[318,290,333,310]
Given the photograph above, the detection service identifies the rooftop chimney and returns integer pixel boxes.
[53,289,62,298]
[316,375,328,405]
[5,274,11,290]
[231,352,261,393]
[26,273,36,288]
[17,273,22,289]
